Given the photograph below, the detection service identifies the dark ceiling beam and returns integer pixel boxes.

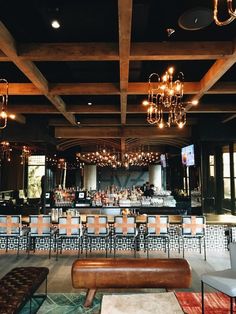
[55,126,191,139]
[18,43,119,61]
[0,21,76,126]
[50,83,120,95]
[3,82,236,96]
[0,41,233,61]
[130,42,234,60]
[209,82,236,94]
[118,0,132,125]
[128,82,201,95]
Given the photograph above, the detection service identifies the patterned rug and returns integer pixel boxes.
[176,292,235,314]
[19,292,235,314]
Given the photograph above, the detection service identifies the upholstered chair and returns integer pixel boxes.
[201,242,236,314]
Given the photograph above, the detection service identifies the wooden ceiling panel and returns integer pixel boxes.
[0,0,235,153]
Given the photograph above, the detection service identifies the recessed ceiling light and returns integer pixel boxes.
[88,102,92,106]
[51,20,60,29]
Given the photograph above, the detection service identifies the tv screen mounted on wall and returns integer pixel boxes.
[181,144,195,166]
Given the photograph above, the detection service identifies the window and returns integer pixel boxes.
[209,155,215,177]
[223,148,230,199]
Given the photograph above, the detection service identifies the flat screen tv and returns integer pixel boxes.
[160,154,167,168]
[181,144,195,166]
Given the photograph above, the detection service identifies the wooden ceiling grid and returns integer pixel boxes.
[0,1,235,153]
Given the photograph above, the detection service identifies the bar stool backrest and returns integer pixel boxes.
[181,215,206,236]
[229,242,236,270]
[0,215,21,235]
[86,215,108,236]
[146,215,169,235]
[29,215,52,235]
[58,216,81,236]
[114,215,136,235]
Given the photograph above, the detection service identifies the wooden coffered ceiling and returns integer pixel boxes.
[0,0,235,156]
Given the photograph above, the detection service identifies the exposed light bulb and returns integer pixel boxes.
[51,20,60,29]
[9,114,15,119]
[192,100,199,105]
[0,110,7,119]
[142,100,149,106]
[168,67,174,75]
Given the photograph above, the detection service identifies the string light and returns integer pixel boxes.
[76,149,160,168]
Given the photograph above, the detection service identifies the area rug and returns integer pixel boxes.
[176,292,235,314]
[101,292,183,314]
[19,292,102,314]
[19,292,235,314]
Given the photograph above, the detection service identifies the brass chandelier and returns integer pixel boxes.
[143,67,189,129]
[214,0,236,26]
[0,78,15,129]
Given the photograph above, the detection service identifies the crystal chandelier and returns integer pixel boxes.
[0,79,15,129]
[143,67,190,129]
[214,0,236,26]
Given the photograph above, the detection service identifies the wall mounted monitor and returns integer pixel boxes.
[181,144,195,166]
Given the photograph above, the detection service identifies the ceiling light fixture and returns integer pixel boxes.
[76,149,159,168]
[0,79,15,129]
[0,141,12,162]
[20,146,31,165]
[51,19,60,29]
[214,0,236,26]
[143,67,188,128]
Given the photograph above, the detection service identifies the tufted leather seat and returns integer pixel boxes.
[0,267,49,314]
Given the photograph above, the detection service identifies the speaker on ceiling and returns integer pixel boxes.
[178,7,213,31]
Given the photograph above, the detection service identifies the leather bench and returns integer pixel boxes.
[0,267,49,314]
[71,258,191,307]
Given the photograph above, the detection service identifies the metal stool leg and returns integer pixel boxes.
[201,280,204,314]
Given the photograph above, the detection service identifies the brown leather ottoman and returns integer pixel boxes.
[72,258,191,307]
[0,267,49,314]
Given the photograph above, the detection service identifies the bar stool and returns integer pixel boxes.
[27,215,54,258]
[0,215,28,256]
[84,215,110,257]
[113,215,138,257]
[56,216,82,260]
[145,215,170,258]
[179,215,206,260]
